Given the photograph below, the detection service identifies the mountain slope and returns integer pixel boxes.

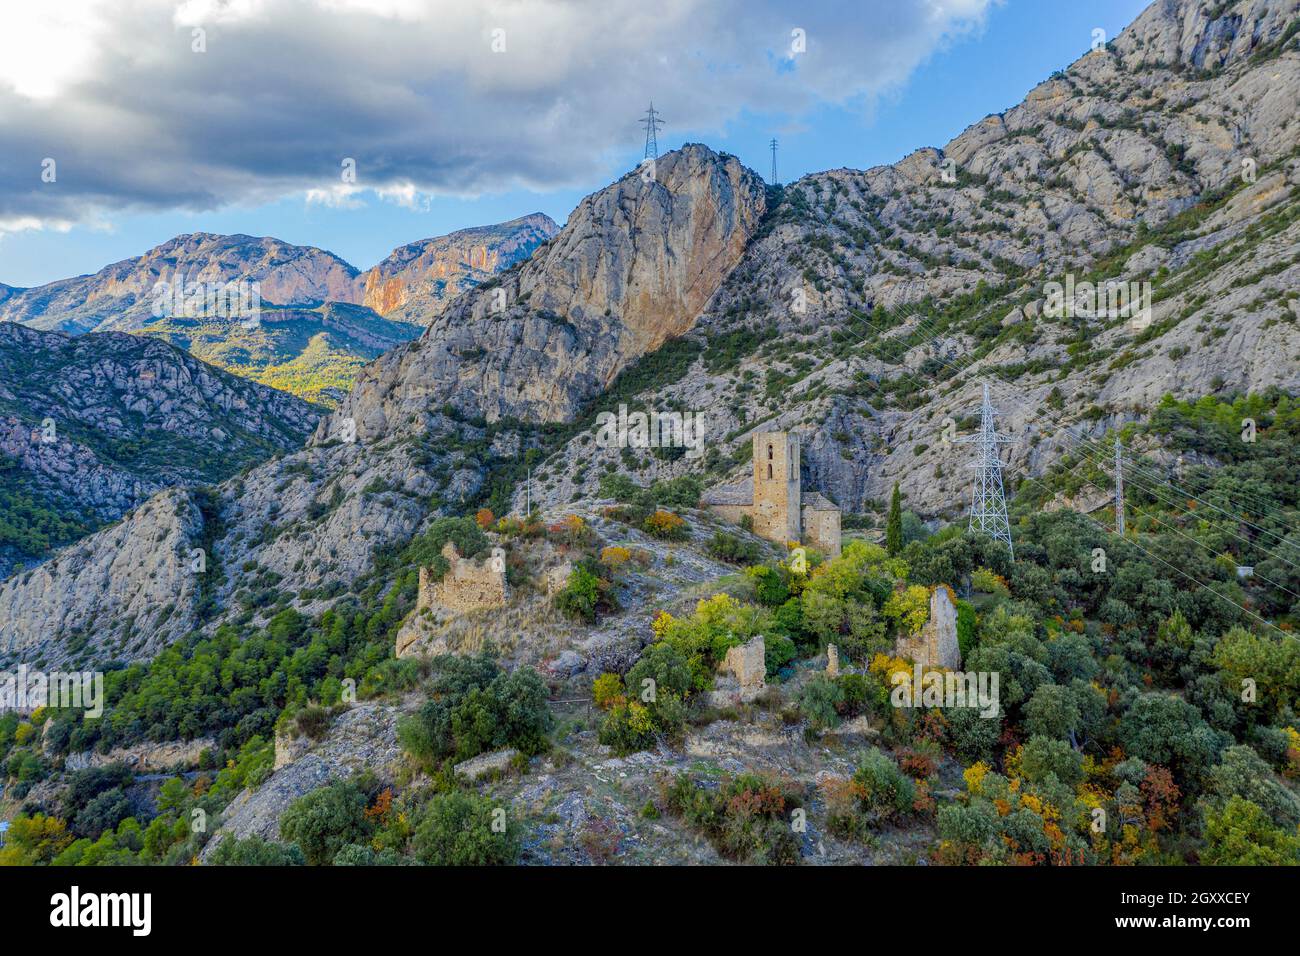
[361,213,559,323]
[0,323,319,580]
[526,0,1300,519]
[2,0,1297,669]
[0,143,764,665]
[138,301,422,407]
[0,233,364,335]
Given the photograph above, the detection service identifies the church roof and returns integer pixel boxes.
[802,491,840,512]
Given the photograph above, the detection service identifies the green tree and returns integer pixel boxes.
[1201,796,1300,865]
[279,780,372,865]
[412,791,520,865]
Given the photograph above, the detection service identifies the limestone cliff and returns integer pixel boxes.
[361,213,559,322]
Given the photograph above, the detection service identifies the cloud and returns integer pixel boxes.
[0,0,993,233]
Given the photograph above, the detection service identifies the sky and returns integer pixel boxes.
[0,0,1150,289]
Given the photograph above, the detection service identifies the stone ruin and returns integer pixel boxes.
[417,541,507,614]
[709,635,767,705]
[895,585,962,670]
[826,643,840,677]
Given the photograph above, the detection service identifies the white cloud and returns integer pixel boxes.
[0,0,993,232]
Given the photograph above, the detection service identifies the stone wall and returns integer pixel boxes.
[418,541,506,613]
[802,504,842,557]
[896,585,961,670]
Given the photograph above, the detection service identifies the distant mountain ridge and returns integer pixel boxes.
[0,215,557,403]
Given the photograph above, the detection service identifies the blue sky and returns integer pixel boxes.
[1,0,1150,288]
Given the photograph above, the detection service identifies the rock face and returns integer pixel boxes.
[453,748,518,781]
[897,587,962,670]
[199,703,403,861]
[331,143,767,436]
[64,737,215,773]
[362,214,559,322]
[0,489,208,667]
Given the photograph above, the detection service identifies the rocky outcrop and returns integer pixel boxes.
[199,703,403,861]
[363,213,559,322]
[0,489,208,666]
[64,737,216,773]
[330,143,767,439]
[0,322,319,579]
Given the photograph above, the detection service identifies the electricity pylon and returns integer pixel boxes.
[955,382,1015,558]
[641,103,664,160]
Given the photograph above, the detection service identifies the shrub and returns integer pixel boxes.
[411,791,520,866]
[851,748,917,818]
[658,772,802,865]
[396,655,552,769]
[279,780,372,866]
[798,675,845,731]
[208,835,306,866]
[554,565,602,622]
[643,509,689,540]
[707,531,763,565]
[592,673,625,710]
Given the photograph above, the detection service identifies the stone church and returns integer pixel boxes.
[702,430,842,557]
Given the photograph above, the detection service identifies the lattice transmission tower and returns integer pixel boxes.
[955,382,1015,558]
[770,138,778,185]
[640,103,664,160]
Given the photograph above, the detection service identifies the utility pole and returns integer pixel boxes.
[640,103,664,160]
[770,138,779,186]
[954,382,1015,559]
[1114,435,1125,535]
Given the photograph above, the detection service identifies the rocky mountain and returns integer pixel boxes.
[0,323,319,581]
[1,0,1297,669]
[0,144,765,665]
[2,219,558,403]
[0,233,364,335]
[525,0,1300,518]
[138,302,422,407]
[360,213,559,322]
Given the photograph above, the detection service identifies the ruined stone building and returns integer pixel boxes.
[896,585,962,670]
[417,541,507,613]
[702,430,842,556]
